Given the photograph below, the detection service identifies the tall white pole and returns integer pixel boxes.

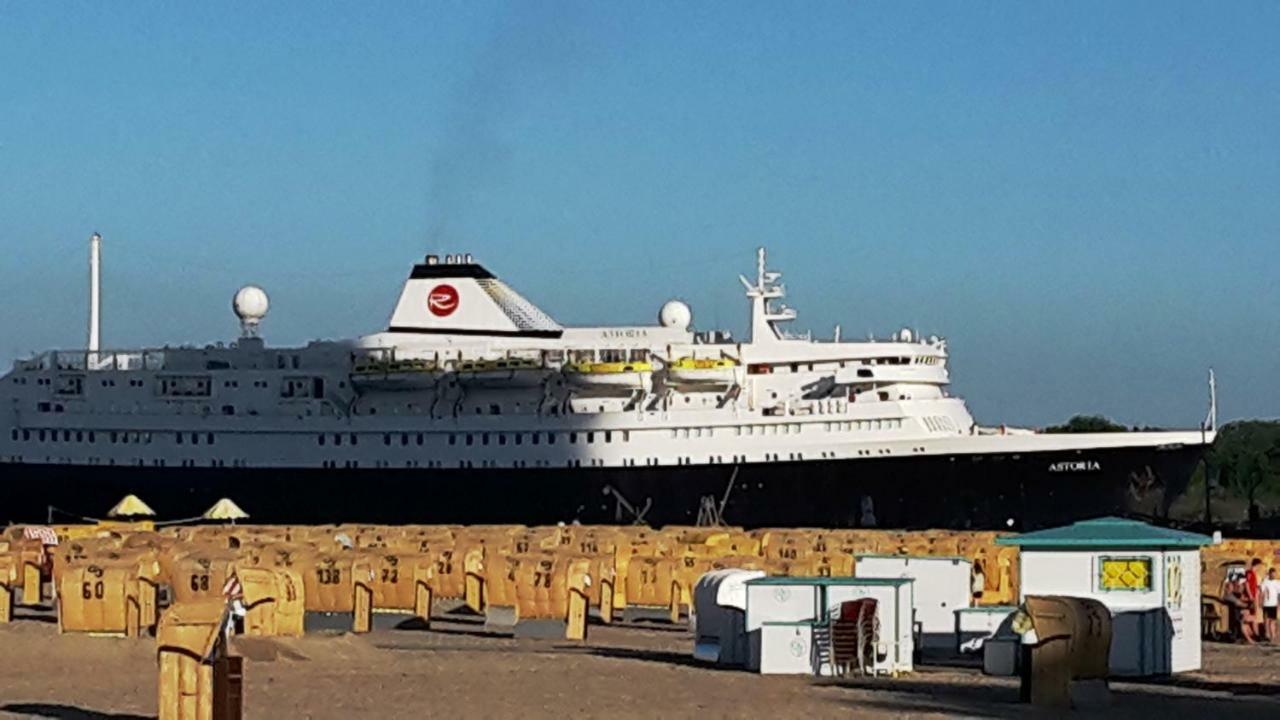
[89,232,101,355]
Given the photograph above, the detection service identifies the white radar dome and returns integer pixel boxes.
[898,328,913,343]
[233,285,270,337]
[658,300,692,330]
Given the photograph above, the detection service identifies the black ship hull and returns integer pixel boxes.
[1,443,1205,530]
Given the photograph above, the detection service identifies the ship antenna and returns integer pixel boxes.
[88,232,102,359]
[1205,368,1217,433]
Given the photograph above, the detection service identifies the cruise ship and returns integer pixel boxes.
[0,240,1215,528]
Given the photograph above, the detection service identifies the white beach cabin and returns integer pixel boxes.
[997,516,1212,676]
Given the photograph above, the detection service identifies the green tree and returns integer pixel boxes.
[1210,420,1280,514]
[1044,415,1129,433]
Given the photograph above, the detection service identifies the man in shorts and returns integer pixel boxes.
[1261,567,1280,642]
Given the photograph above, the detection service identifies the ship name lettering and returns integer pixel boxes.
[1048,460,1101,473]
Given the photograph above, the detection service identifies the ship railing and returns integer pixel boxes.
[35,350,169,373]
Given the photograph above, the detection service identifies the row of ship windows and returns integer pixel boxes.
[11,429,217,446]
[19,375,317,397]
[768,356,938,373]
[1,456,250,468]
[669,420,906,440]
[13,423,909,448]
[317,430,636,448]
[824,419,905,432]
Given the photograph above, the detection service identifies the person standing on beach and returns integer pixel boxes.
[1261,568,1280,642]
[1249,559,1265,638]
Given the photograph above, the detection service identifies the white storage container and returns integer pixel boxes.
[855,554,972,651]
[759,622,815,675]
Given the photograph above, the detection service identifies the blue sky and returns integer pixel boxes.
[1,1,1276,427]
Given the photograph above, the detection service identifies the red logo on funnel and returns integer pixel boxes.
[428,284,459,317]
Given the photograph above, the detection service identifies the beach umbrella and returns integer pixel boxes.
[107,494,156,518]
[202,498,249,523]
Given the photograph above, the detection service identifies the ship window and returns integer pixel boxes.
[401,434,409,446]
[498,434,506,446]
[208,433,215,445]
[449,434,457,446]
[489,404,501,415]
[531,433,539,446]
[482,433,490,446]
[222,405,235,415]
[416,434,424,446]
[350,433,358,446]
[76,431,83,442]
[177,433,184,445]
[333,434,342,447]
[23,430,30,441]
[878,391,889,401]
[514,433,522,446]
[586,432,594,444]
[548,433,556,445]
[569,432,577,444]
[465,434,474,446]
[384,434,392,446]
[317,434,325,446]
[605,431,612,443]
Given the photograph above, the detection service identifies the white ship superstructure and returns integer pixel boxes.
[0,244,1215,528]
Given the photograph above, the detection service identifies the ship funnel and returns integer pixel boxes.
[385,256,562,338]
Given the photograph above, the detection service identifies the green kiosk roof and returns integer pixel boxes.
[996,517,1212,550]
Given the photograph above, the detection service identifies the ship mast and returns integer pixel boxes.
[89,232,102,358]
[738,247,796,344]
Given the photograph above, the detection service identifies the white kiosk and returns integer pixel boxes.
[998,516,1212,676]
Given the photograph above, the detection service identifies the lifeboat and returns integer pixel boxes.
[451,357,549,389]
[351,357,440,391]
[664,357,739,390]
[563,360,654,391]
